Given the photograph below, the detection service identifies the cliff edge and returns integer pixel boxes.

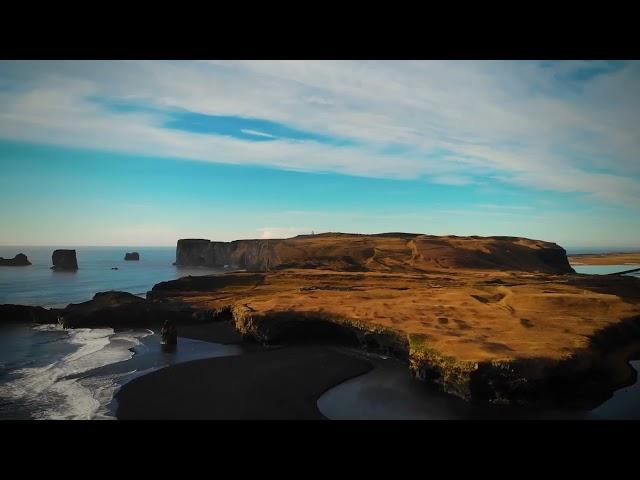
[175,233,574,274]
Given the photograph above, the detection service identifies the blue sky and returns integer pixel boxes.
[0,60,638,248]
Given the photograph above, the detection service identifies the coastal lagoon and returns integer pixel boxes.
[572,264,640,276]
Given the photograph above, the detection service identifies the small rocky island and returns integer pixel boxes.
[124,252,140,261]
[51,249,78,270]
[0,253,31,266]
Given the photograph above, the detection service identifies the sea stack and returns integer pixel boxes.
[51,249,78,270]
[0,253,31,266]
[160,319,178,351]
[124,252,140,261]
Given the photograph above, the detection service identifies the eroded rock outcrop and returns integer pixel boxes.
[56,291,212,329]
[0,304,60,324]
[0,253,31,266]
[124,252,140,261]
[161,319,178,346]
[51,249,78,270]
[174,233,575,274]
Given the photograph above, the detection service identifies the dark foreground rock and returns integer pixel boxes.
[57,291,214,329]
[51,249,78,270]
[0,253,31,266]
[160,319,178,345]
[0,304,60,324]
[124,252,140,261]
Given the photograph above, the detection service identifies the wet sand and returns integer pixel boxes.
[116,344,373,420]
[173,321,245,344]
[317,354,640,420]
[317,354,592,420]
[317,354,474,420]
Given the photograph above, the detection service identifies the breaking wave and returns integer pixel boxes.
[0,325,152,420]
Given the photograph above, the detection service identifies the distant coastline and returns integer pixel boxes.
[568,252,640,266]
[2,233,640,418]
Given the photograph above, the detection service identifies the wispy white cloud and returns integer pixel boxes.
[430,175,475,186]
[240,129,276,138]
[0,60,639,205]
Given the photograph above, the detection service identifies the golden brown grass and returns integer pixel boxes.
[153,268,640,364]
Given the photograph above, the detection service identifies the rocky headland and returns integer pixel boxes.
[174,233,575,274]
[3,233,640,410]
[163,233,640,408]
[0,253,31,266]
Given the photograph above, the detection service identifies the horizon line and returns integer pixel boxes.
[2,242,640,252]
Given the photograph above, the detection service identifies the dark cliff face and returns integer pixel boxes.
[175,239,278,270]
[174,233,575,274]
[175,239,212,266]
[0,304,59,324]
[535,245,575,274]
[0,253,31,266]
[51,249,78,270]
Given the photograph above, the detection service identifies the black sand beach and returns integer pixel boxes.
[172,321,245,344]
[116,344,373,420]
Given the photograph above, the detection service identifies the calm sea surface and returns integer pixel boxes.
[0,246,223,308]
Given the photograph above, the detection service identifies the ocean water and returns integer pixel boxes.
[572,264,640,276]
[0,323,242,419]
[0,246,225,308]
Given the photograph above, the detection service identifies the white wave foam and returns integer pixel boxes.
[32,323,65,332]
[0,325,151,420]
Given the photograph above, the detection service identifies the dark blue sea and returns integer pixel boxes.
[0,246,224,308]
